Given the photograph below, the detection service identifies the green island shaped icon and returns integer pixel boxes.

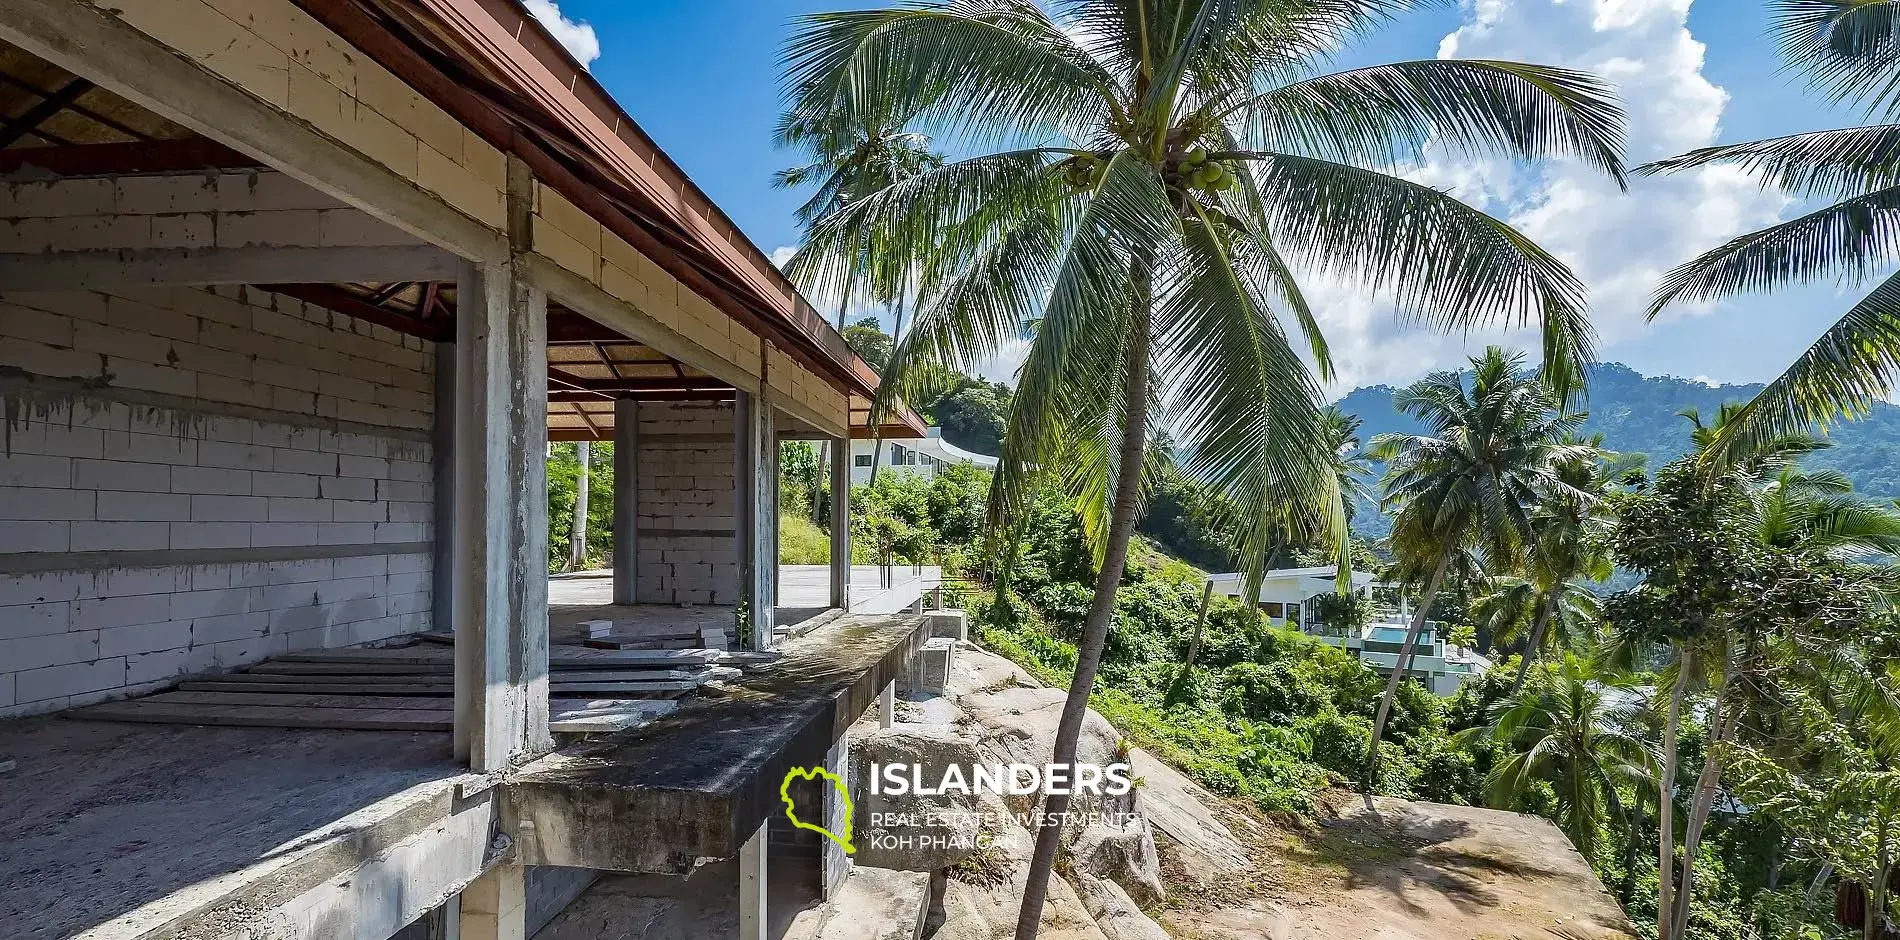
[780,766,855,854]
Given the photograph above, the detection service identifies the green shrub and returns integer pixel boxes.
[779,514,831,565]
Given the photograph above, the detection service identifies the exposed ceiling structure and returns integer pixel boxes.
[0,33,921,442]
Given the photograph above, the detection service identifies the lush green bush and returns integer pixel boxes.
[779,513,831,565]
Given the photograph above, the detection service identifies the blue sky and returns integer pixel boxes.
[530,0,1872,392]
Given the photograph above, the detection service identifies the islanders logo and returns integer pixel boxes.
[780,766,855,854]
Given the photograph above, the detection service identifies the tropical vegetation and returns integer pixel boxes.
[774,2,1631,931]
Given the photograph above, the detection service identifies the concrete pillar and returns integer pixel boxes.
[739,822,768,940]
[822,736,852,898]
[433,340,457,635]
[612,398,638,606]
[879,680,895,730]
[829,435,850,611]
[733,390,775,650]
[451,217,552,770]
[459,865,526,940]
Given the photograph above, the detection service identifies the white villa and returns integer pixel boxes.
[850,427,999,484]
[1207,567,1492,696]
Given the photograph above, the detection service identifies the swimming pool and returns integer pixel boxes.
[1367,625,1431,644]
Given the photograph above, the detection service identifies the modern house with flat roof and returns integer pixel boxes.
[0,1,939,937]
[849,426,999,484]
[1207,567,1491,696]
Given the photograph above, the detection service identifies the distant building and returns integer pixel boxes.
[850,427,999,485]
[1207,567,1491,696]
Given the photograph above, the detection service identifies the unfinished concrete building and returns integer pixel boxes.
[0,0,937,937]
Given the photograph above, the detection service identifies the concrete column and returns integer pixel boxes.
[829,435,850,611]
[739,822,768,940]
[822,736,852,898]
[433,340,457,635]
[459,864,527,940]
[733,390,775,650]
[612,398,638,606]
[879,680,895,730]
[451,245,552,772]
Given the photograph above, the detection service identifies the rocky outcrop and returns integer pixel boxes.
[848,645,1174,940]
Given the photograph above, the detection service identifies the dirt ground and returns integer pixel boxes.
[1153,790,1640,940]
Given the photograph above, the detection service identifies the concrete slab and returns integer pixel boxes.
[0,716,467,940]
[785,867,930,940]
[508,613,930,874]
[531,857,823,940]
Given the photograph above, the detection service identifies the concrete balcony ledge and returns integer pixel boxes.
[505,612,929,875]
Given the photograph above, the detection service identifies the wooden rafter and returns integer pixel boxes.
[0,73,150,141]
[0,138,261,176]
[265,283,451,342]
[0,77,94,149]
[367,281,413,306]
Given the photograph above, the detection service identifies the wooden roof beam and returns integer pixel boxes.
[0,76,93,148]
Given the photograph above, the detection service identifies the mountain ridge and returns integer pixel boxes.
[1338,362,1900,534]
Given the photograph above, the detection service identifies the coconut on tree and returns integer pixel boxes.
[777,4,1627,936]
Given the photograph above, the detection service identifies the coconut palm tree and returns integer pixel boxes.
[1370,347,1592,782]
[774,108,945,331]
[1462,653,1656,857]
[1471,571,1604,673]
[779,7,1627,935]
[1323,405,1374,527]
[1499,438,1624,689]
[1640,1,1900,463]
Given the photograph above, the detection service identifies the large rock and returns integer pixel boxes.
[1070,815,1163,905]
[958,686,1124,818]
[850,725,993,871]
[953,644,1042,694]
[932,822,1111,940]
[1128,748,1251,881]
[1072,874,1172,940]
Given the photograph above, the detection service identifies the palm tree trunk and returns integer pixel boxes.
[1163,581,1214,706]
[1510,592,1557,692]
[892,284,908,343]
[815,440,830,526]
[1866,816,1891,940]
[1365,551,1451,791]
[1014,305,1150,940]
[1659,647,1693,940]
[1620,791,1645,907]
[1802,861,1834,913]
[1672,674,1732,940]
[838,266,856,333]
[566,441,590,572]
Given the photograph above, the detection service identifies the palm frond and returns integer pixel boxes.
[1638,123,1900,200]
[1163,202,1341,599]
[1772,0,1900,116]
[782,2,1118,147]
[1702,269,1900,463]
[1241,152,1598,395]
[984,150,1182,542]
[1648,184,1900,317]
[1239,59,1626,185]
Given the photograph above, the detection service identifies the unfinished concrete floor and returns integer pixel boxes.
[0,716,460,940]
[531,856,822,940]
[546,566,943,642]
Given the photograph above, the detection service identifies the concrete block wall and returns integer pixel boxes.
[0,285,435,717]
[633,400,737,605]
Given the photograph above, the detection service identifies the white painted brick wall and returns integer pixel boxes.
[0,286,436,716]
[633,401,739,605]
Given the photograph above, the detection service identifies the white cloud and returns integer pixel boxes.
[769,245,798,268]
[1304,0,1789,394]
[524,0,600,67]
